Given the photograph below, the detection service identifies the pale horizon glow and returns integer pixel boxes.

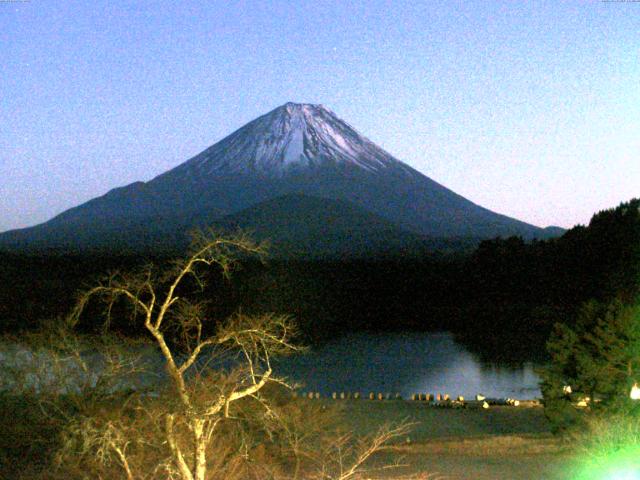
[1,1,639,233]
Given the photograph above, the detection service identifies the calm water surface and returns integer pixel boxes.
[275,332,541,399]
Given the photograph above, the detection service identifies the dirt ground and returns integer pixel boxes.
[373,435,575,479]
[334,400,578,479]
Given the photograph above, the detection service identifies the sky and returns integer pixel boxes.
[1,0,639,233]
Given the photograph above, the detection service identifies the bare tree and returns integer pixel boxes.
[257,397,415,480]
[63,231,304,480]
[36,230,417,480]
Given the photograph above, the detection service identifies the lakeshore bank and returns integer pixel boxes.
[334,399,577,479]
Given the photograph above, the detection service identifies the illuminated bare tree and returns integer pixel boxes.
[47,230,417,480]
[67,231,301,480]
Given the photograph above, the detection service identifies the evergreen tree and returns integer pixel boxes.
[540,299,640,432]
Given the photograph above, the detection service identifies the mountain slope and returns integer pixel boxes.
[216,193,478,258]
[0,103,560,253]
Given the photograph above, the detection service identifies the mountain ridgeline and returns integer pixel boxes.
[0,103,561,256]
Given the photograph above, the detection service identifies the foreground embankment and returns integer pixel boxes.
[332,400,577,479]
[0,392,583,479]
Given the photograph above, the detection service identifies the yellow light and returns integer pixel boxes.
[630,383,640,400]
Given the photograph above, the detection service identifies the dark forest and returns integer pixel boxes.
[1,198,638,362]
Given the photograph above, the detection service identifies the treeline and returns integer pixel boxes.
[228,198,640,359]
[454,198,640,359]
[0,253,141,333]
[1,198,639,360]
[0,251,236,336]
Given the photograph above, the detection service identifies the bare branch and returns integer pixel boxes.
[336,421,414,480]
[177,338,217,375]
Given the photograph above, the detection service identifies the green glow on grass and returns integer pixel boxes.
[574,444,640,480]
[609,470,640,480]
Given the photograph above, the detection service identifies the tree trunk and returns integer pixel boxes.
[193,418,207,480]
[166,414,194,480]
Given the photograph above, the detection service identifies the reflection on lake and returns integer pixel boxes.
[275,332,541,399]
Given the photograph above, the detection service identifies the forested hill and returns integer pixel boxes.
[452,198,640,359]
[467,197,640,307]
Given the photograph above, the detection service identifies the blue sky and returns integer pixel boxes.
[1,0,639,232]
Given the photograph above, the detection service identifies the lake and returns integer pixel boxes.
[1,331,542,399]
[275,331,541,399]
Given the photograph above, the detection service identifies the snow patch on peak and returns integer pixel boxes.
[282,102,324,111]
[282,122,305,166]
[171,103,417,179]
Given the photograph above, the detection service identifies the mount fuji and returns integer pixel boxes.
[0,103,561,255]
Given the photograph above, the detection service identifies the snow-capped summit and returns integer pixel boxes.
[171,102,413,177]
[0,103,560,254]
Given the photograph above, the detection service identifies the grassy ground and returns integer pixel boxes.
[1,394,580,479]
[336,399,552,441]
[333,399,577,479]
